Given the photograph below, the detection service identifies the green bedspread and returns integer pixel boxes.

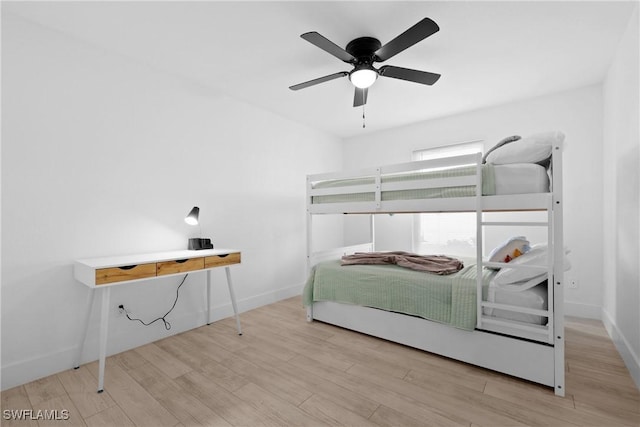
[311,164,495,205]
[303,260,497,331]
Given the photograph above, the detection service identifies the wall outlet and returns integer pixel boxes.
[117,305,126,316]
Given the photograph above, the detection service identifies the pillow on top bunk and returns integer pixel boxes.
[487,236,530,269]
[492,243,571,287]
[481,135,521,164]
[484,131,565,166]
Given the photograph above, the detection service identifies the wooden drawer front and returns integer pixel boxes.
[96,263,157,285]
[156,258,204,276]
[205,252,241,268]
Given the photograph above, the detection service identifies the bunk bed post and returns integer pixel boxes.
[306,175,314,322]
[306,211,312,274]
[475,152,484,329]
[551,142,565,396]
[374,167,381,210]
[306,176,313,275]
[370,214,376,251]
[547,196,555,346]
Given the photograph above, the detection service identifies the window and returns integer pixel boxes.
[412,141,483,257]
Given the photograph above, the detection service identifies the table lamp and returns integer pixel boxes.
[185,206,213,250]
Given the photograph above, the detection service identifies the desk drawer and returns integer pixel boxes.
[157,258,204,276]
[96,263,157,285]
[205,252,241,268]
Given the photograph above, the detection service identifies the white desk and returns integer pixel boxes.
[74,248,242,393]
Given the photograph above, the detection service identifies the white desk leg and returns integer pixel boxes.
[225,267,242,335]
[206,270,212,325]
[97,286,110,393]
[75,288,96,369]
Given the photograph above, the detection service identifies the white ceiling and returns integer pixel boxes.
[4,1,636,138]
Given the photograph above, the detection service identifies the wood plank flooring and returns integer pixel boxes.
[2,297,639,426]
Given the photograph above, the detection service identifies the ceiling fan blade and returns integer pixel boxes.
[289,72,349,91]
[379,65,441,85]
[353,87,368,107]
[374,18,439,62]
[301,32,356,63]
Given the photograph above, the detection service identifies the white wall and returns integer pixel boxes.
[602,5,640,388]
[342,85,604,319]
[1,13,343,390]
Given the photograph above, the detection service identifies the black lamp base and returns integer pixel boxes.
[188,238,214,250]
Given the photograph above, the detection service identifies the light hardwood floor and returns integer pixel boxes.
[2,297,639,426]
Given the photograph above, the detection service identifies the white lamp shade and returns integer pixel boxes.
[350,68,378,89]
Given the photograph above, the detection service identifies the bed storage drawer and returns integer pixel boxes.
[157,258,204,276]
[96,263,157,285]
[205,252,241,268]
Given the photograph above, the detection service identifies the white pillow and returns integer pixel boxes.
[485,131,564,165]
[492,276,547,292]
[492,244,571,286]
[487,236,530,269]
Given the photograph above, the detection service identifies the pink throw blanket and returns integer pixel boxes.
[341,251,464,275]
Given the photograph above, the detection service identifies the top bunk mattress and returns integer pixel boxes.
[310,163,549,205]
[494,163,549,195]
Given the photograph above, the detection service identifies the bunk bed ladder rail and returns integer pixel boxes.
[476,178,555,344]
[477,142,565,396]
[479,221,553,344]
[551,142,565,396]
[477,197,555,345]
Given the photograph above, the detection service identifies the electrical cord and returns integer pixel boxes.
[119,274,188,330]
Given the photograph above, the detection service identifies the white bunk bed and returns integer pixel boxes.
[304,136,565,396]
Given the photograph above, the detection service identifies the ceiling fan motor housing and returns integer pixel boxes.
[345,37,382,64]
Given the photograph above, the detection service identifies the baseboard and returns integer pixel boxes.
[564,300,601,319]
[602,309,640,390]
[0,283,303,391]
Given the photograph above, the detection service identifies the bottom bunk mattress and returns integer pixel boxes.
[304,260,550,331]
[303,260,497,331]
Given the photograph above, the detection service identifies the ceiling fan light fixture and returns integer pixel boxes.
[349,66,378,89]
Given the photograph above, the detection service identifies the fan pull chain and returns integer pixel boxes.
[362,104,366,128]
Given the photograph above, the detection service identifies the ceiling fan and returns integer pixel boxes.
[289,18,441,107]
